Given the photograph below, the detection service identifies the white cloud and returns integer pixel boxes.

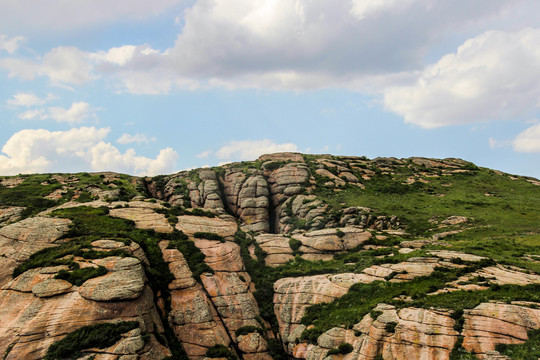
[117,133,154,145]
[0,0,186,34]
[215,139,298,161]
[18,108,47,120]
[0,46,94,86]
[350,0,418,20]
[17,101,95,124]
[197,150,211,159]
[7,92,52,107]
[0,127,178,176]
[384,28,540,128]
[513,123,540,152]
[48,102,93,123]
[0,34,25,54]
[1,0,518,93]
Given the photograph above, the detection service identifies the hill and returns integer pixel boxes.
[0,152,539,360]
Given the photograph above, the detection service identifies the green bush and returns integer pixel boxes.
[385,321,397,333]
[194,232,224,241]
[328,343,353,355]
[205,345,237,359]
[45,321,139,359]
[235,325,265,337]
[54,266,107,286]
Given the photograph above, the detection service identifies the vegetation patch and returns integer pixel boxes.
[327,343,354,355]
[45,321,139,359]
[194,231,224,241]
[167,230,214,281]
[54,266,107,286]
[496,328,540,359]
[205,345,237,360]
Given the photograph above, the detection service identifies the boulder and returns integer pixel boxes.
[110,206,173,233]
[176,216,237,239]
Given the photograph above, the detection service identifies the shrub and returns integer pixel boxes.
[385,321,398,333]
[54,266,107,286]
[45,321,139,359]
[194,232,224,241]
[328,343,353,355]
[235,326,265,337]
[205,345,236,359]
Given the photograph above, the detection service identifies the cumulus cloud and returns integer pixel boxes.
[0,34,25,54]
[215,139,298,161]
[0,46,94,86]
[0,127,178,176]
[197,150,211,159]
[384,28,540,128]
[7,92,54,107]
[0,0,517,92]
[117,133,155,145]
[18,102,95,123]
[513,123,540,152]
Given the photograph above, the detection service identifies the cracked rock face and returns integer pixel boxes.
[0,217,72,287]
[110,206,174,233]
[462,302,540,357]
[0,207,25,227]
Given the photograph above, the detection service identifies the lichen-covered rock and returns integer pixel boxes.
[0,206,25,227]
[0,286,169,359]
[79,257,145,301]
[31,279,73,298]
[110,206,173,233]
[0,217,71,287]
[294,305,458,360]
[462,302,540,357]
[255,233,294,267]
[176,215,238,239]
[194,239,245,272]
[293,227,372,256]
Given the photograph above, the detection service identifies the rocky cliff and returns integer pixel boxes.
[0,153,539,360]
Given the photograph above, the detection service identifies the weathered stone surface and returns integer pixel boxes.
[79,257,145,301]
[201,272,261,337]
[194,239,244,272]
[258,152,304,163]
[294,227,372,254]
[0,207,25,227]
[274,273,374,342]
[0,286,168,360]
[176,215,238,239]
[429,250,486,262]
[0,217,71,287]
[255,233,294,267]
[238,332,269,353]
[462,302,540,357]
[110,206,173,233]
[159,242,197,290]
[294,305,458,360]
[315,169,346,187]
[31,279,73,298]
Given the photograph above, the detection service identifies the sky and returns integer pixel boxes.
[1,0,540,178]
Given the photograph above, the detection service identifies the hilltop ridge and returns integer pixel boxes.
[0,152,539,360]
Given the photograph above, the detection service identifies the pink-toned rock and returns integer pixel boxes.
[194,239,244,272]
[201,272,261,336]
[298,304,458,360]
[429,250,486,262]
[4,265,68,292]
[238,332,269,353]
[110,207,173,233]
[315,169,346,186]
[79,257,145,301]
[255,234,294,267]
[0,286,169,359]
[259,152,304,163]
[462,302,540,357]
[294,227,372,254]
[274,273,375,342]
[0,217,71,287]
[176,215,238,239]
[31,279,73,298]
[159,242,196,290]
[362,257,441,281]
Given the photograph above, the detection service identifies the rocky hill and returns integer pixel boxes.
[0,152,539,360]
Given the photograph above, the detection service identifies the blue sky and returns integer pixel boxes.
[1,0,540,177]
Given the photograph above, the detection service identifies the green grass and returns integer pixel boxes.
[45,321,139,359]
[496,328,540,359]
[54,266,107,286]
